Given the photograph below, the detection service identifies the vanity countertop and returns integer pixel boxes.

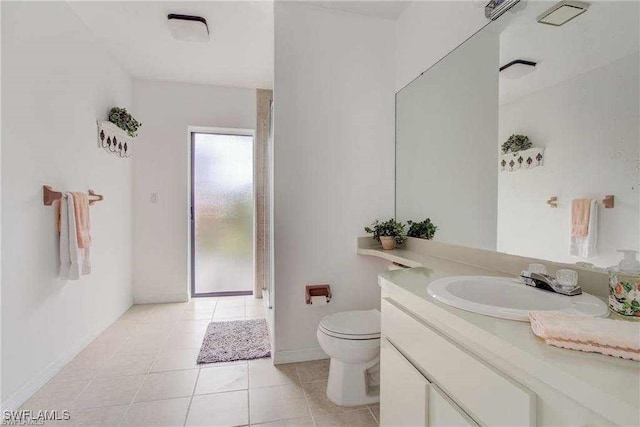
[363,246,639,426]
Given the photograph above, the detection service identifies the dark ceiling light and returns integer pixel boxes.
[500,60,537,79]
[537,1,589,26]
[167,14,209,42]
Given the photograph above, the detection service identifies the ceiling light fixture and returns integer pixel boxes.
[485,0,521,20]
[167,14,209,42]
[499,60,537,79]
[537,1,589,26]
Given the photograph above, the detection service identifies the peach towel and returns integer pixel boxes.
[56,193,92,248]
[71,192,91,248]
[59,193,90,279]
[571,199,591,237]
[529,311,640,361]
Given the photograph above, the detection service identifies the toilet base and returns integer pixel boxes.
[326,358,380,406]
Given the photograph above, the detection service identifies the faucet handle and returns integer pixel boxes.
[556,269,578,289]
[528,263,547,275]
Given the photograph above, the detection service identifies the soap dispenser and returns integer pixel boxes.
[608,250,640,317]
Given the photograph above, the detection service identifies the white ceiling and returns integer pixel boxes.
[70,1,274,89]
[499,1,639,104]
[305,1,412,20]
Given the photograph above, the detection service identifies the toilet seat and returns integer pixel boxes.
[319,310,380,340]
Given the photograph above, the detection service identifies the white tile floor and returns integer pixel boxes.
[22,296,379,426]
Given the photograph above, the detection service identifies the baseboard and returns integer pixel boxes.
[133,292,189,304]
[1,305,131,412]
[273,346,328,364]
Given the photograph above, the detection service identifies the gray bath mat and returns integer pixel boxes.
[197,319,271,364]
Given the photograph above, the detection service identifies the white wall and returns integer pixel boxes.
[1,1,133,406]
[395,1,487,91]
[396,29,499,251]
[132,80,256,303]
[273,3,395,361]
[497,53,640,268]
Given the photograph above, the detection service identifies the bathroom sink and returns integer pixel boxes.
[427,276,609,321]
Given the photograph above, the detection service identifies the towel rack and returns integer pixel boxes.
[43,185,104,206]
[546,195,614,209]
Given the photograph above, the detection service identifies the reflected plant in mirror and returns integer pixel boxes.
[407,218,438,240]
[364,219,406,250]
[501,134,531,154]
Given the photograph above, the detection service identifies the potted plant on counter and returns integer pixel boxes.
[364,219,406,250]
[407,218,438,240]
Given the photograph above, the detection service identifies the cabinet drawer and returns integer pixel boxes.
[382,298,535,426]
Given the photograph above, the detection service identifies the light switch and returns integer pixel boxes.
[150,192,158,204]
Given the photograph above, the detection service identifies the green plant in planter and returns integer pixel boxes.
[109,107,142,137]
[407,218,438,240]
[501,134,531,154]
[364,219,406,244]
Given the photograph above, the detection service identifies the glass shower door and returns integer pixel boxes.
[192,132,254,296]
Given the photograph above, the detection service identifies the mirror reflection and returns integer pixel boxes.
[396,1,639,268]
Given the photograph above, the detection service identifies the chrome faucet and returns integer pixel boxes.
[520,271,582,296]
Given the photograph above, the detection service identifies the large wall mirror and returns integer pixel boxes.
[396,1,639,269]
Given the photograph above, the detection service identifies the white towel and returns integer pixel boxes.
[60,193,90,280]
[570,199,597,258]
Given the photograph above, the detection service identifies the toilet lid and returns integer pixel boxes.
[319,310,380,338]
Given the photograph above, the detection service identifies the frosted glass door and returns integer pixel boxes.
[192,133,254,295]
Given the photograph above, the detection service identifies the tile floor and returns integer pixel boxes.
[21,296,379,426]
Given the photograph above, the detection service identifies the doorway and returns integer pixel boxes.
[191,130,255,296]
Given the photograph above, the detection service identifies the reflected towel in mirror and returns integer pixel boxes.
[570,199,597,259]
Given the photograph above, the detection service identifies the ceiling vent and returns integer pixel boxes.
[537,1,589,26]
[167,14,209,42]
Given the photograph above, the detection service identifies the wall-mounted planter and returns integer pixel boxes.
[500,147,544,172]
[97,121,132,158]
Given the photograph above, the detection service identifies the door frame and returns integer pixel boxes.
[189,126,256,298]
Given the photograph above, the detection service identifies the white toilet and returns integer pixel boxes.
[316,309,381,406]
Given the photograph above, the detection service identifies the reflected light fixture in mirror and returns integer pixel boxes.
[537,1,589,26]
[500,59,537,79]
[167,14,210,42]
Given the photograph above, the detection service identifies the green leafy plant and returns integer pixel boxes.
[109,107,142,137]
[501,134,531,154]
[407,218,438,240]
[364,219,406,244]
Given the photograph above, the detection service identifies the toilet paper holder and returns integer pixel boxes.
[305,284,332,305]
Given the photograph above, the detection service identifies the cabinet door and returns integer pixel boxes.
[380,339,428,427]
[429,384,478,427]
[382,298,535,426]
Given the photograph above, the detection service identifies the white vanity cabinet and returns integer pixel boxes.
[381,339,478,427]
[381,298,536,427]
[380,339,428,426]
[427,383,478,427]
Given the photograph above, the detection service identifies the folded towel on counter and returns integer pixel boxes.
[70,191,91,248]
[570,199,598,258]
[59,193,91,280]
[529,311,640,361]
[571,198,591,237]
